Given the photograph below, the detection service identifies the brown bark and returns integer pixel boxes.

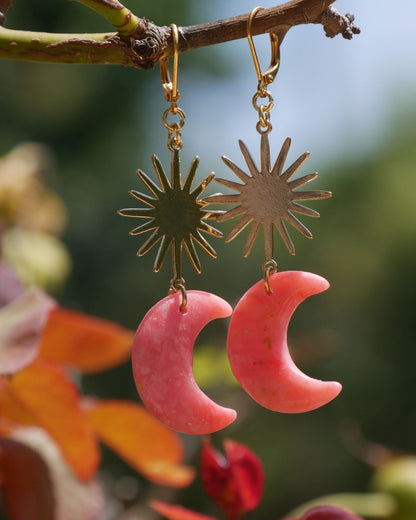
[0,0,360,69]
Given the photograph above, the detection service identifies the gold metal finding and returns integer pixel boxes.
[160,24,185,151]
[247,7,280,90]
[118,149,223,280]
[247,7,280,135]
[162,106,185,151]
[160,24,180,104]
[169,276,188,312]
[263,259,278,294]
[204,133,332,258]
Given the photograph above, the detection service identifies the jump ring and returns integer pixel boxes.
[263,259,278,294]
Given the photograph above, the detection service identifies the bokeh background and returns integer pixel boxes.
[1,0,416,518]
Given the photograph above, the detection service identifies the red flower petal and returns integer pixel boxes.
[200,438,264,520]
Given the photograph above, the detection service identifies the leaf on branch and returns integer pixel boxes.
[38,307,134,373]
[0,288,56,375]
[0,360,100,481]
[86,399,195,487]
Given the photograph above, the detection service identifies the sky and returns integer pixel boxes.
[140,0,416,177]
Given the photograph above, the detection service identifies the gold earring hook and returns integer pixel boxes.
[247,7,280,89]
[160,23,180,104]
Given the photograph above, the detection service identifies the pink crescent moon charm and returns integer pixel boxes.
[132,290,237,434]
[227,271,342,413]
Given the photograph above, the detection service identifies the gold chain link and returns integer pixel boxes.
[162,104,185,151]
[252,89,274,134]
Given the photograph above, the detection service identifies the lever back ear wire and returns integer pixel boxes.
[247,7,280,135]
[247,6,280,90]
[160,23,180,105]
[160,24,185,151]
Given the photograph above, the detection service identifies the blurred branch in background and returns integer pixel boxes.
[0,0,360,68]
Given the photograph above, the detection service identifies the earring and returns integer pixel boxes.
[118,24,236,434]
[205,7,342,414]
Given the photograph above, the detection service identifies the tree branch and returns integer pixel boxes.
[178,0,359,52]
[73,0,142,38]
[0,28,135,65]
[0,0,360,69]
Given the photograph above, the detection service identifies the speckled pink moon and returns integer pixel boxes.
[132,291,236,434]
[227,270,342,413]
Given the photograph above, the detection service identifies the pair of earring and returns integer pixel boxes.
[118,11,342,435]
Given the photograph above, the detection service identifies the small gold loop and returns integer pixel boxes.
[160,24,180,103]
[247,7,280,89]
[162,106,186,131]
[162,106,185,151]
[252,90,274,113]
[263,259,278,294]
[256,120,272,135]
[169,276,187,312]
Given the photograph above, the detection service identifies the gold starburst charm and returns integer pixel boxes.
[118,150,222,278]
[204,134,331,259]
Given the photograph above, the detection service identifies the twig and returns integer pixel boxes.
[74,0,142,38]
[0,0,360,69]
[178,0,360,52]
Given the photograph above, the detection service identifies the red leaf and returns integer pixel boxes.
[86,399,195,488]
[0,288,55,375]
[200,438,264,520]
[0,436,55,520]
[0,427,104,520]
[38,308,134,373]
[0,360,100,480]
[150,500,218,520]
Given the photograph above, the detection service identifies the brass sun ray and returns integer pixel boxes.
[204,134,331,258]
[118,150,222,277]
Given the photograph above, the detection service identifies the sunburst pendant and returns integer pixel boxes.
[204,134,331,259]
[118,150,222,278]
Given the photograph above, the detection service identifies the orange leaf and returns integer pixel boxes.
[38,308,134,373]
[150,500,218,520]
[86,399,195,487]
[0,361,100,480]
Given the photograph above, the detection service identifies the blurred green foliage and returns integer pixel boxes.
[1,1,416,519]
